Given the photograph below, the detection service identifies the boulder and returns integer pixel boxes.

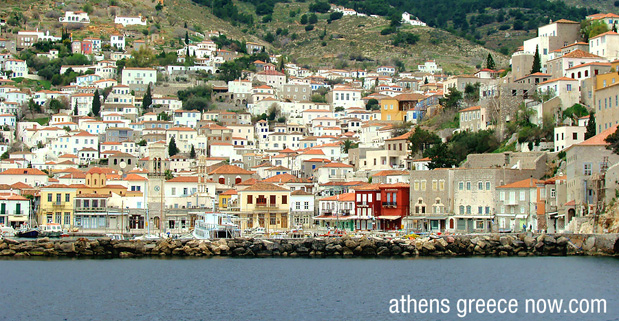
[524,236,536,248]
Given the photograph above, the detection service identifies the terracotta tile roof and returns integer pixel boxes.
[263,173,298,183]
[320,192,355,202]
[497,178,539,189]
[166,176,199,183]
[60,172,87,179]
[560,49,601,59]
[242,182,289,192]
[291,189,313,195]
[538,77,578,85]
[321,162,353,168]
[386,130,414,141]
[237,178,260,186]
[0,168,47,175]
[372,170,409,177]
[590,31,619,40]
[355,183,381,190]
[0,193,29,201]
[302,149,325,155]
[305,158,331,163]
[208,165,255,175]
[124,174,148,181]
[553,19,579,24]
[460,105,482,112]
[221,189,238,195]
[575,124,618,147]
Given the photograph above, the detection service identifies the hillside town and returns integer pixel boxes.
[1,8,619,238]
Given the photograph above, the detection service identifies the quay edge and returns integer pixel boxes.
[0,233,618,258]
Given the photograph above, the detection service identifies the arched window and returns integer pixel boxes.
[235,177,242,184]
[219,177,225,184]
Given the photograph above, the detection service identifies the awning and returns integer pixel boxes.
[9,216,27,221]
[377,216,401,220]
[314,216,354,220]
[515,214,529,219]
[405,216,427,220]
[453,216,493,219]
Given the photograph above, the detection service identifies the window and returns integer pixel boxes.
[282,195,287,204]
[270,195,276,205]
[247,195,253,204]
[466,182,471,190]
[459,205,465,214]
[48,193,52,202]
[500,191,505,201]
[519,191,525,201]
[478,181,483,190]
[270,213,276,225]
[296,202,301,210]
[421,180,426,191]
[485,181,490,190]
[304,202,309,210]
[485,207,490,214]
[466,205,471,214]
[432,180,437,191]
[584,163,592,176]
[439,180,445,191]
[478,206,483,214]
[56,194,61,203]
[459,182,464,190]
[414,180,419,191]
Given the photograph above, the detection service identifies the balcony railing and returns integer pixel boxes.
[256,203,277,208]
[382,202,397,207]
[53,201,63,206]
[75,207,106,212]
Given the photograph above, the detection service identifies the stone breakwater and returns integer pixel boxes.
[1,233,617,258]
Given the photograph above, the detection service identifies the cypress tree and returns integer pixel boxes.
[185,31,189,45]
[169,136,178,157]
[190,144,196,158]
[585,111,596,139]
[142,84,152,111]
[531,45,541,74]
[91,89,101,117]
[486,53,495,70]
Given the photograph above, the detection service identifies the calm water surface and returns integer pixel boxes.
[0,256,617,321]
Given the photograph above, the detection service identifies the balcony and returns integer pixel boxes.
[53,201,63,206]
[256,203,277,208]
[75,207,106,212]
[504,199,518,206]
[382,202,397,208]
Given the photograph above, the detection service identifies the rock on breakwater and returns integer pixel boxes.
[0,233,617,258]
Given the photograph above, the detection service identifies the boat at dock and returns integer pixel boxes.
[16,228,39,238]
[39,223,64,238]
[192,212,240,240]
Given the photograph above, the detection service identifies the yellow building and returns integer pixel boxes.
[39,184,78,229]
[238,182,291,232]
[380,93,425,121]
[218,189,238,211]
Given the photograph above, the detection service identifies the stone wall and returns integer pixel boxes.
[0,233,617,258]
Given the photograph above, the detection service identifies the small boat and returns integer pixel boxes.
[133,234,160,240]
[193,212,240,240]
[106,233,125,240]
[1,226,16,237]
[39,224,63,238]
[16,228,39,238]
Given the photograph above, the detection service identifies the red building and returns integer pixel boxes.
[379,183,410,230]
[81,41,93,55]
[354,184,381,230]
[353,183,410,231]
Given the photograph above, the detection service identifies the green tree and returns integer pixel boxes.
[531,45,541,74]
[309,13,318,24]
[157,111,170,121]
[300,14,308,25]
[185,31,189,45]
[190,144,196,158]
[586,111,596,139]
[334,106,345,112]
[168,136,179,157]
[142,84,152,111]
[0,151,9,160]
[486,53,495,70]
[562,103,588,123]
[408,126,441,157]
[342,139,359,153]
[137,139,147,146]
[366,98,379,110]
[91,89,101,116]
[425,143,458,169]
[164,169,174,180]
[439,88,462,109]
[604,125,619,154]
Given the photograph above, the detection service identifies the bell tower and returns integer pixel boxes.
[147,141,167,232]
